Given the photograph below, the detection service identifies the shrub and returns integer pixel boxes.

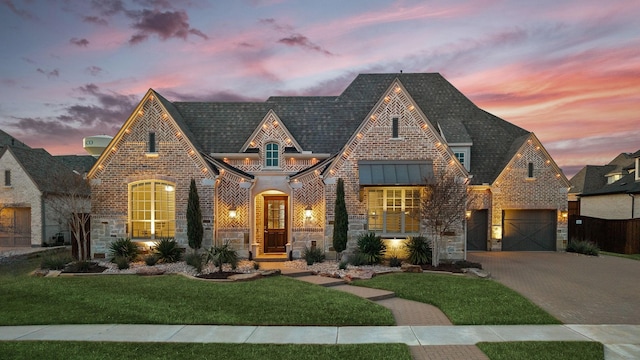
[185,252,205,273]
[357,232,386,265]
[253,262,260,270]
[64,260,93,272]
[207,242,238,272]
[109,238,139,262]
[153,237,182,263]
[454,260,482,269]
[144,254,159,266]
[567,240,599,256]
[348,252,369,266]
[338,260,348,270]
[404,235,432,265]
[114,256,130,270]
[388,256,402,267]
[40,254,74,270]
[303,246,325,265]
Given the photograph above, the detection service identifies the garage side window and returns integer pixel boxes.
[129,180,175,239]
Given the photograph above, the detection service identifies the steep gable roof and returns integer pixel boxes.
[0,129,30,149]
[573,150,640,196]
[143,73,534,184]
[55,155,97,174]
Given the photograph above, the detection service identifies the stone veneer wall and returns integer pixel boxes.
[0,152,42,246]
[90,95,214,257]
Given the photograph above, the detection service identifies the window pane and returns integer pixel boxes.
[368,190,383,231]
[130,180,175,239]
[266,143,279,167]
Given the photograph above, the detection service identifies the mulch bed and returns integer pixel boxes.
[61,262,107,274]
[420,261,482,273]
[196,271,244,279]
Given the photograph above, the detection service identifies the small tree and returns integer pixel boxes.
[187,179,203,252]
[332,178,348,259]
[421,168,471,266]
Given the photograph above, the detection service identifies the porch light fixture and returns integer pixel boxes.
[465,210,472,219]
[561,210,568,219]
[229,206,237,219]
[305,205,313,219]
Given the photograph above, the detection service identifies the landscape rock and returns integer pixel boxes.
[136,267,165,276]
[401,264,422,273]
[465,268,491,278]
[45,270,61,277]
[228,272,262,281]
[258,269,281,277]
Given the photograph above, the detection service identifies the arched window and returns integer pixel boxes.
[129,180,175,239]
[265,142,279,167]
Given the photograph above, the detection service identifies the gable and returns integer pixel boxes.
[88,90,212,180]
[240,110,302,153]
[326,78,467,179]
[494,134,570,188]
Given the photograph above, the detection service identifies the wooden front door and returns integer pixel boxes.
[264,196,287,253]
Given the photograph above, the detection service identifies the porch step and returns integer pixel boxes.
[294,275,347,287]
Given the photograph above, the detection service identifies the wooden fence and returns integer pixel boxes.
[569,215,640,254]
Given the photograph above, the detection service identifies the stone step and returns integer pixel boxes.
[331,284,395,301]
[294,275,346,287]
[280,269,314,278]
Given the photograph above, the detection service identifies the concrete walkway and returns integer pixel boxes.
[1,324,639,357]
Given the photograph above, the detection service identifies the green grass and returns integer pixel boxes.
[478,341,604,360]
[0,341,411,360]
[0,258,394,326]
[601,251,640,261]
[352,273,560,325]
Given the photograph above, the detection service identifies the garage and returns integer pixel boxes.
[502,209,556,251]
[0,207,31,247]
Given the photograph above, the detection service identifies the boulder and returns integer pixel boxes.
[228,272,262,281]
[401,264,422,273]
[258,269,281,277]
[136,267,165,276]
[465,268,491,278]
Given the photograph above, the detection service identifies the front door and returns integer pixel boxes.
[264,196,287,253]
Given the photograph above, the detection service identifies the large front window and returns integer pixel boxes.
[367,187,421,234]
[130,180,175,239]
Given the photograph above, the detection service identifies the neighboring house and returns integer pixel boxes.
[569,150,640,220]
[87,73,570,260]
[0,130,95,247]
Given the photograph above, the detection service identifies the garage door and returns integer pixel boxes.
[0,208,31,247]
[467,209,488,251]
[502,210,556,251]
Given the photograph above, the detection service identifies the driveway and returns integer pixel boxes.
[467,252,640,325]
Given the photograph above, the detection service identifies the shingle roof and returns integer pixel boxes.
[55,155,97,174]
[160,73,531,185]
[570,150,639,196]
[2,146,89,195]
[0,129,30,149]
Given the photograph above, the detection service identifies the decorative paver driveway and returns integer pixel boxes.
[468,252,640,324]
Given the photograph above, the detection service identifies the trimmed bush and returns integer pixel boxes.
[357,232,386,265]
[207,242,239,271]
[348,252,369,266]
[153,237,182,263]
[109,238,139,262]
[388,256,402,268]
[144,254,159,266]
[303,246,325,265]
[567,240,599,256]
[404,235,432,265]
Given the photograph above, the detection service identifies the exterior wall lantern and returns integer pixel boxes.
[305,205,313,219]
[229,206,237,219]
[465,210,472,219]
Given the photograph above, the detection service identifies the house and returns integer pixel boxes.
[87,73,570,260]
[569,150,640,220]
[0,129,95,248]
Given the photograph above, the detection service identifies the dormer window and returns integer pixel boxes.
[451,147,471,171]
[607,173,623,184]
[265,143,279,167]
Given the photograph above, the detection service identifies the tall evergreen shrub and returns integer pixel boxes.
[187,179,203,251]
[333,178,348,257]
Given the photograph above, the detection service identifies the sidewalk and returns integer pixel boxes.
[1,324,639,358]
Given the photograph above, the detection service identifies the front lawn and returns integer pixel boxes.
[352,273,560,325]
[0,258,394,326]
[477,341,604,360]
[601,251,640,261]
[0,341,411,360]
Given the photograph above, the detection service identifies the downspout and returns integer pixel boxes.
[629,193,635,219]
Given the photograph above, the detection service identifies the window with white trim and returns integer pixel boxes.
[367,187,421,234]
[265,142,279,167]
[129,180,175,239]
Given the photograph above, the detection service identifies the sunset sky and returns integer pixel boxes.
[1,0,638,177]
